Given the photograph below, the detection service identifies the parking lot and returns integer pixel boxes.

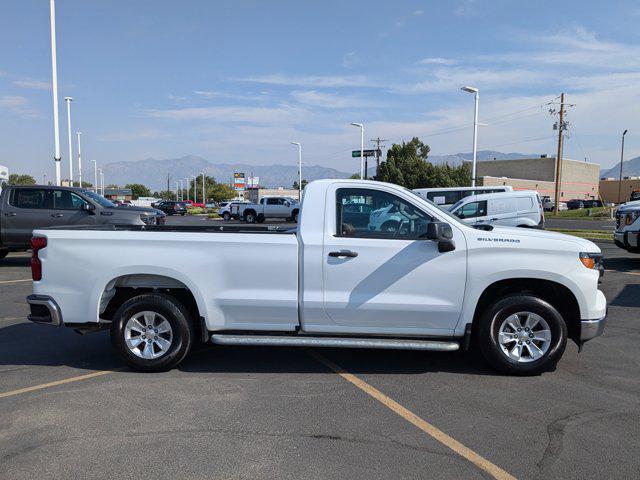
[1,239,638,479]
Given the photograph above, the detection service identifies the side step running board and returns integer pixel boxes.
[211,334,459,352]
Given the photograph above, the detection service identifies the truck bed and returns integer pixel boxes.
[42,223,296,234]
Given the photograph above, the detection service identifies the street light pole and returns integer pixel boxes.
[618,130,629,204]
[76,131,82,187]
[49,0,62,186]
[350,123,364,179]
[175,181,179,201]
[64,96,73,185]
[291,142,302,198]
[461,86,479,187]
[184,178,190,202]
[97,168,103,195]
[91,160,97,192]
[202,172,206,205]
[192,176,197,204]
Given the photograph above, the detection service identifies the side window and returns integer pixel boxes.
[336,188,432,240]
[266,198,278,205]
[454,200,487,219]
[10,189,47,209]
[52,190,86,210]
[489,198,518,215]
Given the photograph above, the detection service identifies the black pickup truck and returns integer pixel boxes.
[0,185,165,259]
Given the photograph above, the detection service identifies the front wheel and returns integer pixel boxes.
[477,295,567,375]
[245,212,256,223]
[292,210,299,223]
[222,212,231,221]
[110,293,195,372]
[0,249,8,260]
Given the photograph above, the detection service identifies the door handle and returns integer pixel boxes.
[329,250,358,258]
[490,218,498,221]
[5,212,17,217]
[51,213,64,218]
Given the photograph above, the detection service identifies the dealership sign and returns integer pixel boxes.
[233,172,245,191]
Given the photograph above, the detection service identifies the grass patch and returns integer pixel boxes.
[547,207,612,219]
[207,212,220,219]
[548,228,612,241]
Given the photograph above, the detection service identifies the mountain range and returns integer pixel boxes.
[101,151,539,191]
[600,156,640,179]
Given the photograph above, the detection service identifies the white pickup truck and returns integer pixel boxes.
[614,200,640,253]
[27,179,607,375]
[236,196,300,223]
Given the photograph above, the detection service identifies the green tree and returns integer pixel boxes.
[153,190,175,200]
[125,183,152,199]
[376,137,470,189]
[8,174,37,185]
[292,179,308,190]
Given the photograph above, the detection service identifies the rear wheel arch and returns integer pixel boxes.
[471,278,581,344]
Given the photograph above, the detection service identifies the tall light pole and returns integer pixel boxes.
[178,180,183,201]
[192,176,198,203]
[64,96,73,185]
[97,168,103,195]
[618,129,629,204]
[91,160,97,192]
[49,0,62,186]
[184,177,190,202]
[175,181,180,200]
[201,172,206,205]
[76,131,83,187]
[461,86,479,187]
[350,123,364,179]
[43,173,47,185]
[291,142,302,198]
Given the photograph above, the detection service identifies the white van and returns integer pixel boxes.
[449,191,544,228]
[413,185,513,208]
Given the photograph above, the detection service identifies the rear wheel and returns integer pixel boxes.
[477,295,567,375]
[245,211,256,223]
[110,293,195,372]
[380,220,399,232]
[292,210,299,223]
[222,212,231,221]
[0,249,8,260]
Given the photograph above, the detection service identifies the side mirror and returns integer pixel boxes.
[284,201,291,207]
[82,203,96,214]
[424,221,455,253]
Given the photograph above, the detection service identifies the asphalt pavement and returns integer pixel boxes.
[0,242,638,479]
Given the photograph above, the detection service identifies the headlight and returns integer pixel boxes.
[579,252,603,271]
[140,214,157,225]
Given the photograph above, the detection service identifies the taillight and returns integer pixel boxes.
[30,236,47,281]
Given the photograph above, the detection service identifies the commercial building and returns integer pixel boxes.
[103,188,133,202]
[599,177,640,204]
[473,156,600,201]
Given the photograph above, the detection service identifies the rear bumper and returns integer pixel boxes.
[26,294,63,326]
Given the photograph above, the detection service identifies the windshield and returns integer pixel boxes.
[81,189,115,207]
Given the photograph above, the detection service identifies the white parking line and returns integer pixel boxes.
[0,279,31,285]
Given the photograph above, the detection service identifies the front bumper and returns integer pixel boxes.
[26,294,63,326]
[580,310,607,342]
[614,230,639,249]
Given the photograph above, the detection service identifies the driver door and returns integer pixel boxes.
[321,186,467,335]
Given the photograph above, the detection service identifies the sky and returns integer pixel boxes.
[1,0,639,181]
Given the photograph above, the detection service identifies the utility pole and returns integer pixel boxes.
[618,130,629,204]
[49,0,62,186]
[167,173,170,195]
[91,160,97,192]
[76,132,82,187]
[553,93,565,215]
[371,137,387,179]
[65,97,73,185]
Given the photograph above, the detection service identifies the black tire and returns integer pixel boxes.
[245,211,256,223]
[292,210,299,223]
[110,293,195,372]
[181,213,186,216]
[223,212,231,221]
[0,249,8,260]
[477,295,567,376]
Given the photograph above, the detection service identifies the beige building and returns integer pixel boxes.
[599,178,640,204]
[473,156,600,201]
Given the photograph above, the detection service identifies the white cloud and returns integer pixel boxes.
[0,95,39,118]
[98,128,172,142]
[145,104,307,124]
[290,90,372,109]
[13,78,50,90]
[417,57,457,66]
[236,74,377,88]
[453,0,476,16]
[413,10,423,16]
[342,51,357,68]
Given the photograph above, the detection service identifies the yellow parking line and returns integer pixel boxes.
[0,279,31,285]
[0,368,125,400]
[309,351,517,480]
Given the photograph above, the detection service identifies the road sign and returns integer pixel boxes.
[352,149,381,158]
[233,172,245,191]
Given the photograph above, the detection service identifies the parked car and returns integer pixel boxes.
[566,199,585,210]
[238,196,300,223]
[631,191,640,202]
[0,185,165,259]
[218,200,250,221]
[614,200,640,253]
[583,199,603,208]
[184,200,205,209]
[413,186,513,208]
[27,179,606,376]
[449,191,544,228]
[154,200,187,216]
[541,196,554,211]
